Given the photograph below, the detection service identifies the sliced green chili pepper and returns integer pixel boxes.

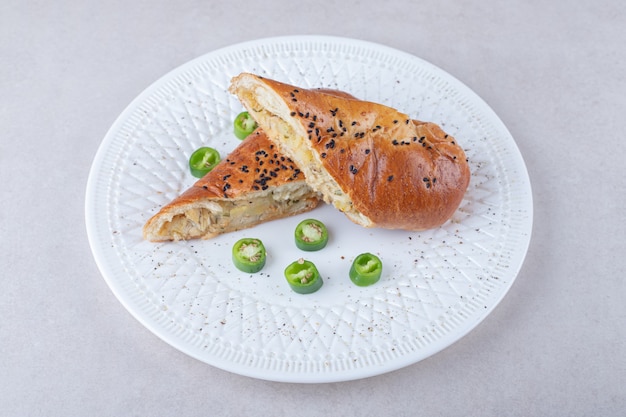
[233,111,258,140]
[294,219,328,251]
[189,146,221,178]
[349,253,383,287]
[232,238,266,273]
[284,258,323,294]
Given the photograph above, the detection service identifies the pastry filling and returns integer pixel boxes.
[158,184,317,240]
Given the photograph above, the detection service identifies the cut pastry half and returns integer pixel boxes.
[229,73,471,231]
[143,128,320,241]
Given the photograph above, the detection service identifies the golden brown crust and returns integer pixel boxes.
[229,73,470,231]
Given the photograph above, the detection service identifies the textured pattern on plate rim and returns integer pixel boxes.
[86,36,533,383]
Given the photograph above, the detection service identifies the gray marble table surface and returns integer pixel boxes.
[1,0,624,415]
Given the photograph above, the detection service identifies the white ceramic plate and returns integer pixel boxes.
[86,36,532,383]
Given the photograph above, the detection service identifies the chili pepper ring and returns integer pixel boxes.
[189,146,221,178]
[232,238,266,273]
[233,111,258,140]
[349,252,383,286]
[284,258,323,294]
[294,219,329,251]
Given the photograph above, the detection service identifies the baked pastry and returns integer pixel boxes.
[144,88,358,242]
[143,128,320,241]
[229,73,470,231]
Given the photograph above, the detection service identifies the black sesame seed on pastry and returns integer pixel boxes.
[229,73,471,231]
